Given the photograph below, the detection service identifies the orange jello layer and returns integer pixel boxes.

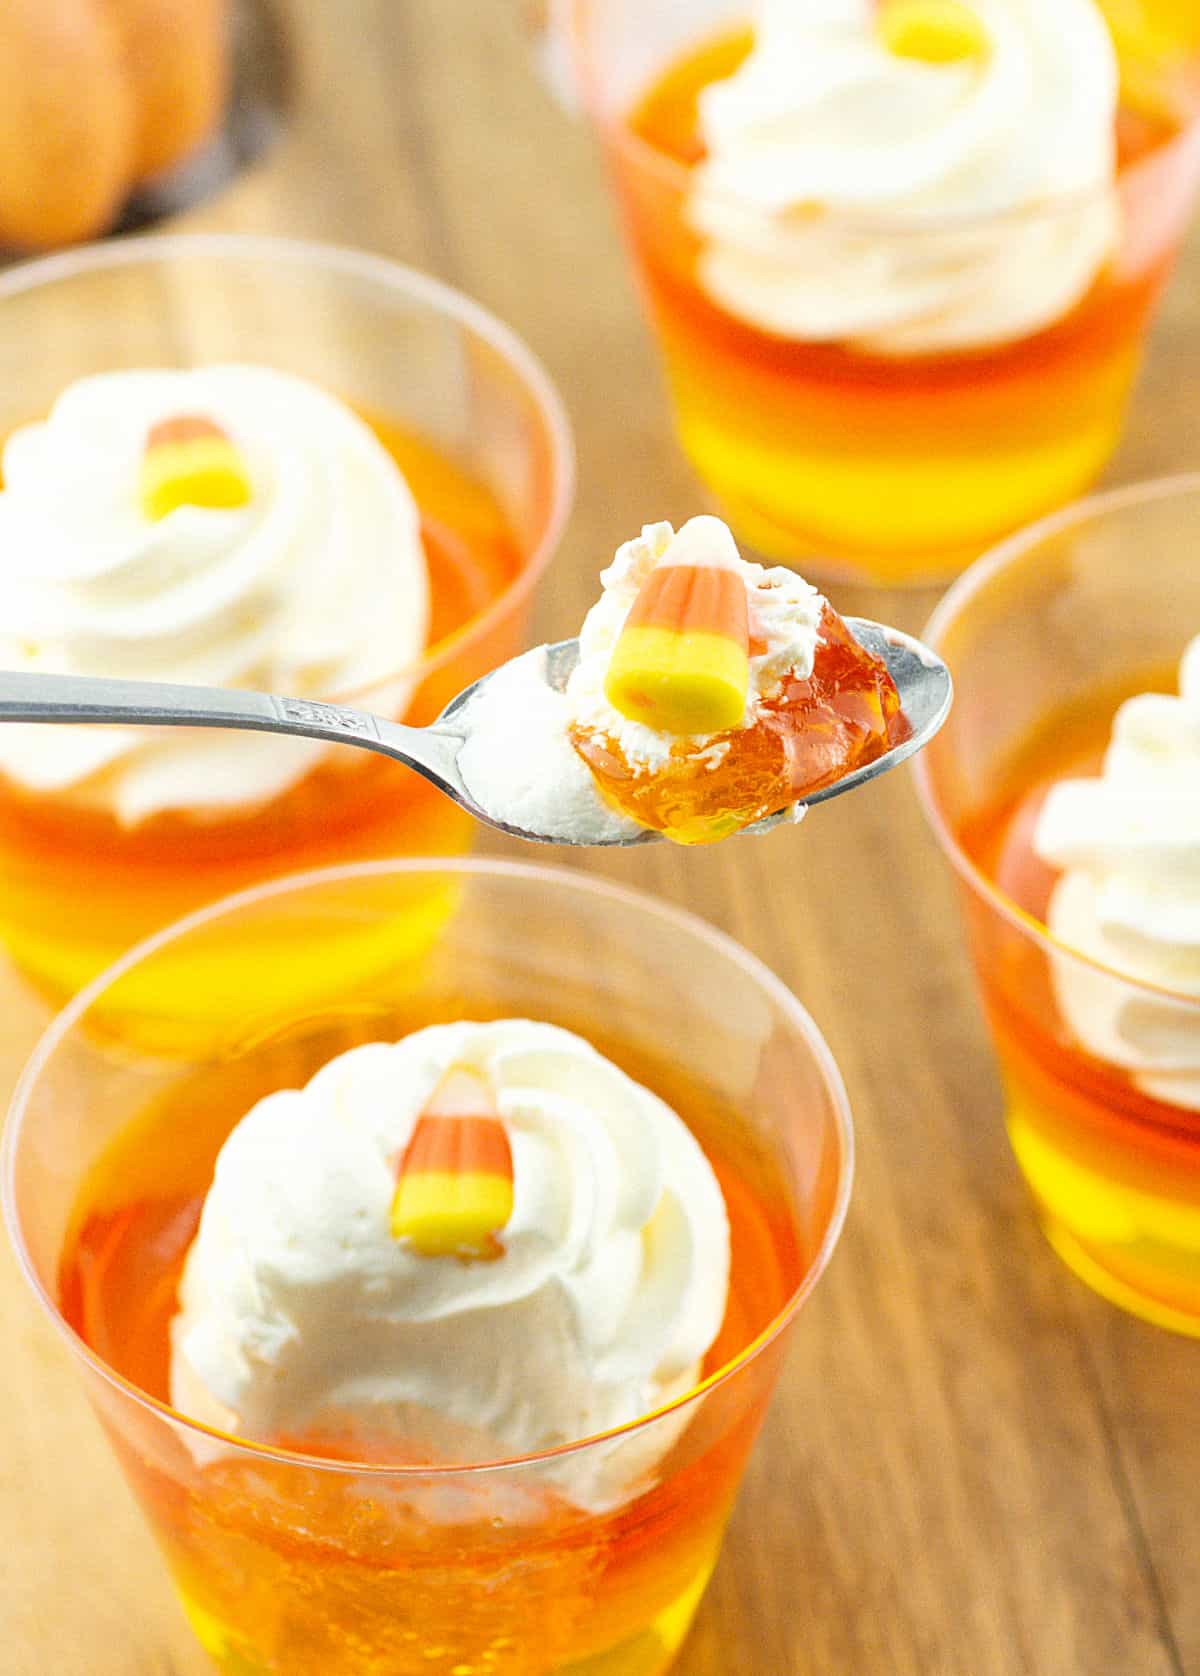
[60,1012,810,1676]
[571,604,909,844]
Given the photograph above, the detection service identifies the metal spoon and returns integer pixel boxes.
[0,619,951,847]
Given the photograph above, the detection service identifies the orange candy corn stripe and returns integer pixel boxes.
[605,561,751,735]
[148,415,228,447]
[390,1066,514,1259]
[139,413,253,521]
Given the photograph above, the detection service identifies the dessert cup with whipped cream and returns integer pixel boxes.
[916,476,1200,1334]
[0,235,572,999]
[4,859,852,1676]
[569,0,1200,583]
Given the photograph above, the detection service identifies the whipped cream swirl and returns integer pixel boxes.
[689,0,1120,353]
[1034,637,1200,1110]
[0,367,429,824]
[458,515,821,840]
[170,1020,731,1507]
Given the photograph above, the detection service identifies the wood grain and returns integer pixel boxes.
[4,2,1200,1672]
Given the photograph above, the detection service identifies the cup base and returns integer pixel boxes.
[1040,1216,1200,1339]
[178,1543,714,1676]
[1008,1103,1200,1338]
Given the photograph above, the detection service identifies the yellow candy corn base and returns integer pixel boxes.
[390,1168,513,1256]
[606,625,749,734]
[140,437,253,521]
[878,0,990,64]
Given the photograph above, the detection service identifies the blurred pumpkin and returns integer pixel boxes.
[104,0,231,181]
[0,0,230,251]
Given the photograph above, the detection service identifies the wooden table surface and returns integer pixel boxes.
[5,3,1200,1672]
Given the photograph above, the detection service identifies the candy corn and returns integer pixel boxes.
[139,414,253,522]
[390,1066,514,1258]
[877,0,989,63]
[605,557,751,735]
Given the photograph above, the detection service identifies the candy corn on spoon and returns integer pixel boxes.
[0,619,950,847]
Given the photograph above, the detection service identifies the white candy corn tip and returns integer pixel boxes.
[664,515,743,572]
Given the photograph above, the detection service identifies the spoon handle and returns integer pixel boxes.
[0,668,394,754]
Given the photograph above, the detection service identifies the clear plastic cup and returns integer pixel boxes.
[0,234,573,997]
[3,858,851,1676]
[567,0,1200,584]
[916,476,1200,1334]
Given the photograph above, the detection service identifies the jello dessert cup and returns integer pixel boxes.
[568,0,1200,583]
[916,476,1200,1334]
[0,235,572,998]
[3,859,852,1676]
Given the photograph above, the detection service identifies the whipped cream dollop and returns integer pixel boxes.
[1033,637,1200,1110]
[458,515,820,841]
[170,1020,731,1507]
[689,0,1120,353]
[456,647,646,844]
[0,367,429,824]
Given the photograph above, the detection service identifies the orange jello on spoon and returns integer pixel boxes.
[569,518,910,844]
